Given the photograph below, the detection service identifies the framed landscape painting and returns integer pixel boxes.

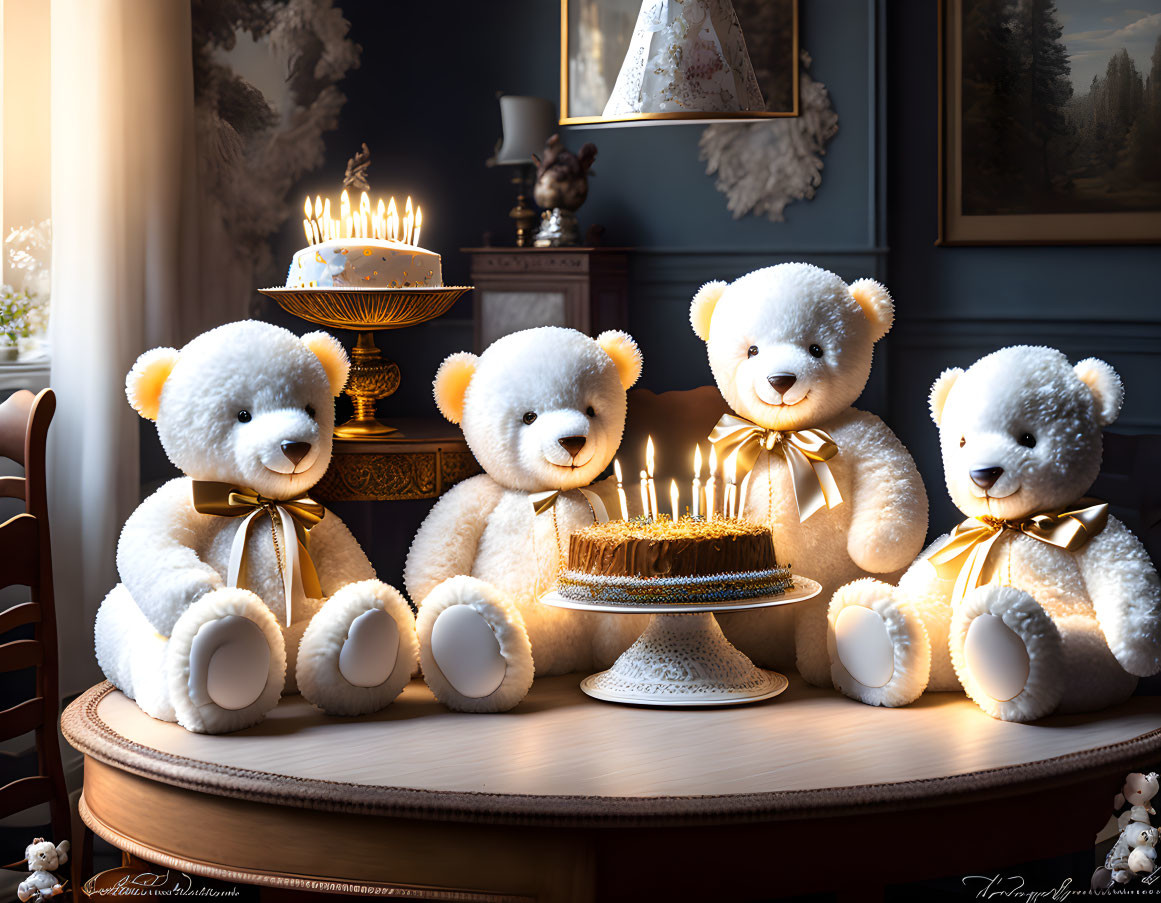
[940,0,1161,244]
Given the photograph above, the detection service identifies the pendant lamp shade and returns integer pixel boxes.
[603,0,765,118]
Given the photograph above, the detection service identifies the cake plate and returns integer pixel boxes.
[540,575,821,707]
[258,286,472,440]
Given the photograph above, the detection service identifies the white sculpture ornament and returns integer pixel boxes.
[17,838,69,902]
[699,53,839,222]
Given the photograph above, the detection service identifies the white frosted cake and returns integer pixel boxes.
[286,239,442,289]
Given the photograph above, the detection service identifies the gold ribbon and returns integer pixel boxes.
[708,413,842,522]
[928,498,1108,603]
[191,481,325,626]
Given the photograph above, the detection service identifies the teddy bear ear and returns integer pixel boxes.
[125,347,180,421]
[596,330,643,389]
[301,331,350,396]
[689,281,727,342]
[433,351,478,424]
[848,278,895,342]
[1074,357,1123,426]
[929,367,963,426]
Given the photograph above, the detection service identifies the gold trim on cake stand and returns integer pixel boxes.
[540,576,821,707]
[259,286,472,440]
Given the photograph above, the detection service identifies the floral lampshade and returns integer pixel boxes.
[602,0,765,118]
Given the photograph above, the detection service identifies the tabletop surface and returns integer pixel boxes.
[63,676,1161,824]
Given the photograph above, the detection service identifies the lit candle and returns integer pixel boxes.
[302,218,313,245]
[646,436,659,521]
[414,205,423,248]
[706,446,717,522]
[387,197,398,242]
[404,196,414,245]
[640,470,651,521]
[724,452,738,519]
[614,459,629,521]
[691,445,702,519]
[738,470,752,519]
[376,199,386,240]
[670,479,680,522]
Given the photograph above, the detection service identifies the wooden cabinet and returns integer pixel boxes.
[463,247,629,350]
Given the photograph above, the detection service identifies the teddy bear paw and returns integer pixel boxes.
[950,585,1065,721]
[166,588,286,734]
[296,580,418,716]
[827,578,932,707]
[416,576,534,713]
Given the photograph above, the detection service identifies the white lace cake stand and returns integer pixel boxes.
[540,575,821,707]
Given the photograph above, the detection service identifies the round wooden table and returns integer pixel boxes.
[62,676,1161,901]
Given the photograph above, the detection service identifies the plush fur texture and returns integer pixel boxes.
[95,320,418,733]
[693,263,929,684]
[830,345,1160,721]
[405,327,649,712]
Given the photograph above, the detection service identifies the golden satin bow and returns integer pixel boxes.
[191,481,325,626]
[928,498,1108,603]
[708,413,842,522]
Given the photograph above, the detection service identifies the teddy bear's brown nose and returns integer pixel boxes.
[281,441,311,466]
[768,373,797,395]
[970,466,1004,489]
[558,436,587,458]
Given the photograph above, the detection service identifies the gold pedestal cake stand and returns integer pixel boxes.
[540,576,822,707]
[259,286,472,440]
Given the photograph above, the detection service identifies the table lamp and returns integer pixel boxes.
[487,95,556,246]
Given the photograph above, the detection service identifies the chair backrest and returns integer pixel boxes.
[0,388,70,847]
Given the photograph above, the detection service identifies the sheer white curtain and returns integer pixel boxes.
[48,0,234,697]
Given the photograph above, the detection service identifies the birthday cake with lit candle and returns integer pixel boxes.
[558,517,792,606]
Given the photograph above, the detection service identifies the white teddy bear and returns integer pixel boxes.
[17,838,68,902]
[1109,820,1159,883]
[404,326,647,712]
[1117,772,1160,831]
[690,263,928,685]
[828,346,1161,721]
[95,321,418,733]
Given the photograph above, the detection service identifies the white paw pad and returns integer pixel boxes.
[835,605,894,689]
[189,615,270,711]
[338,609,400,688]
[430,605,507,699]
[964,613,1029,702]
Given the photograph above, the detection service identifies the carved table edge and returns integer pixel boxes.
[61,682,1161,829]
[77,794,531,902]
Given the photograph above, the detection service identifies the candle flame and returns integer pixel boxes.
[299,184,427,247]
[693,444,702,478]
[614,459,623,483]
[646,436,655,477]
[670,479,680,521]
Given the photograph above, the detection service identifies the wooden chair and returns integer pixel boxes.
[0,388,80,897]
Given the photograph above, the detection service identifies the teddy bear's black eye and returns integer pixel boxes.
[585,406,596,418]
[305,404,316,420]
[522,411,537,425]
[237,410,251,423]
[747,345,759,358]
[959,436,966,448]
[1018,432,1036,448]
[809,344,824,358]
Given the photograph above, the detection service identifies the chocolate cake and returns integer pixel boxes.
[558,518,793,606]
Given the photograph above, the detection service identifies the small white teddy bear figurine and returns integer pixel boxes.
[1117,772,1160,831]
[95,321,418,733]
[1109,820,1159,884]
[829,346,1161,721]
[17,837,68,902]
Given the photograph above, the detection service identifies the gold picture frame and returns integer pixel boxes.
[939,0,1161,245]
[560,0,799,126]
